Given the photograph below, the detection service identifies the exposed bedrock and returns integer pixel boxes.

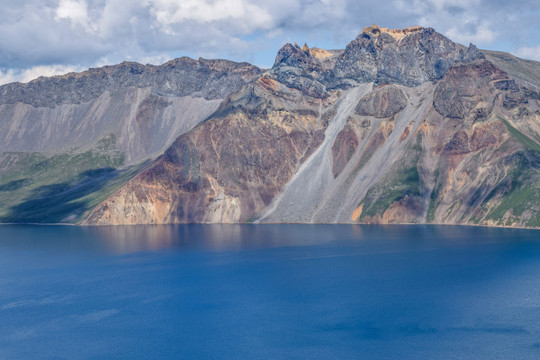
[355,85,407,118]
[84,80,341,224]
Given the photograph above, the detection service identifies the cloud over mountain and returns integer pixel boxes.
[0,0,539,85]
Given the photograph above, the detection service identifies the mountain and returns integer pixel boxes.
[0,58,261,222]
[2,25,540,227]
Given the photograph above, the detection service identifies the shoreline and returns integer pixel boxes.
[1,221,538,231]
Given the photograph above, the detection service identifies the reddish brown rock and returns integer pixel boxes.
[443,130,470,155]
[332,125,359,177]
[433,60,508,121]
[381,195,423,224]
[85,82,329,224]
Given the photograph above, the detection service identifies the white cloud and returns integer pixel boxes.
[395,0,480,15]
[0,65,81,85]
[429,0,480,11]
[0,70,17,86]
[445,21,497,46]
[517,45,540,61]
[55,0,87,23]
[0,0,539,82]
[146,0,273,26]
[55,0,95,33]
[394,0,498,47]
[97,0,145,38]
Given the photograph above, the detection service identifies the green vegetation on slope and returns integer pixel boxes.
[482,151,540,227]
[426,167,440,222]
[358,134,423,221]
[0,135,145,223]
[499,116,540,154]
[488,118,540,226]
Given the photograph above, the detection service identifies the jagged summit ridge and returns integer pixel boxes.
[360,24,424,41]
[270,24,474,97]
[0,57,262,108]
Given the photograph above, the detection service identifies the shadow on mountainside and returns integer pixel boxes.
[0,168,121,223]
[0,179,32,192]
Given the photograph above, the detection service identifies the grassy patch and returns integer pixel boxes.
[358,135,423,221]
[0,135,145,223]
[426,167,441,222]
[482,151,540,227]
[499,116,540,154]
[485,184,540,227]
[484,117,540,226]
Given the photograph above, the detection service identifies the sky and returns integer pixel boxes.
[0,0,539,85]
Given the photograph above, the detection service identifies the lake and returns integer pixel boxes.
[1,224,540,359]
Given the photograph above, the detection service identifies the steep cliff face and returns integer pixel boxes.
[0,58,262,223]
[425,61,540,227]
[84,77,340,224]
[3,24,540,227]
[333,25,465,87]
[0,59,262,163]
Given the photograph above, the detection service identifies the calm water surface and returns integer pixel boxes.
[1,224,540,359]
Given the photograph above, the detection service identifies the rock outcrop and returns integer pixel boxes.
[355,85,407,118]
[0,58,262,108]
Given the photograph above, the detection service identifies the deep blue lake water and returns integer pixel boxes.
[1,224,540,359]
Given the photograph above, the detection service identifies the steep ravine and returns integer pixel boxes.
[257,85,372,222]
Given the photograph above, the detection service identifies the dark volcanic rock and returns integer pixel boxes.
[356,85,407,118]
[461,43,485,63]
[274,43,315,69]
[332,25,464,88]
[433,60,509,120]
[0,58,262,108]
[271,43,334,98]
[270,25,472,99]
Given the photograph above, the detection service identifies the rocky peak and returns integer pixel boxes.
[0,57,262,108]
[270,42,331,98]
[269,25,467,97]
[273,42,342,68]
[273,42,312,67]
[461,43,486,63]
[334,24,464,87]
[360,24,425,42]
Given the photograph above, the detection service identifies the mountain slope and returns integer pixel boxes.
[0,58,261,163]
[0,58,261,223]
